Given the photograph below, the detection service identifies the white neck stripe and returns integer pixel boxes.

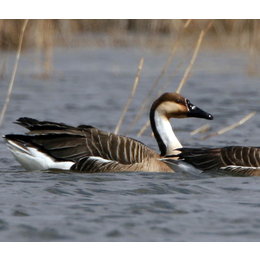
[154,111,182,154]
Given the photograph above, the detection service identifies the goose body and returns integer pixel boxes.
[3,92,213,173]
[170,146,260,176]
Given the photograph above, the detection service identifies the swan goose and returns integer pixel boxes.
[168,146,260,176]
[3,92,213,173]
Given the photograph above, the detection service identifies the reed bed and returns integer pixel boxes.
[1,19,260,50]
[1,19,259,79]
[0,19,28,132]
[0,19,259,138]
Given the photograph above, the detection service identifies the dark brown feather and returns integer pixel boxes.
[7,117,158,168]
[174,146,260,176]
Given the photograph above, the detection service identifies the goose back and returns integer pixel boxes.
[174,146,260,176]
[5,117,172,172]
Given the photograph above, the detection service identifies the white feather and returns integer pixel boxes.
[160,158,200,173]
[5,140,74,171]
[87,156,117,164]
[220,165,260,170]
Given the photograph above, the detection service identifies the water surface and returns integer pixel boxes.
[0,46,260,241]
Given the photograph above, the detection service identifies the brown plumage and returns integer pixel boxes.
[6,119,172,172]
[3,92,213,173]
[171,146,260,176]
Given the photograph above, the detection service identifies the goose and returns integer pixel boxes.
[3,92,213,173]
[166,146,260,176]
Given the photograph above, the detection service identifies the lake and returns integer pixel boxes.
[0,45,260,241]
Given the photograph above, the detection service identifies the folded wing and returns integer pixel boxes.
[5,117,158,172]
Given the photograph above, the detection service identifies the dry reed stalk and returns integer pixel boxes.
[201,111,256,141]
[114,58,144,135]
[137,22,212,137]
[137,120,150,137]
[43,20,54,79]
[212,20,229,48]
[34,20,43,76]
[248,20,259,75]
[190,124,210,136]
[124,19,191,135]
[136,46,194,137]
[34,20,55,79]
[0,19,29,131]
[146,45,195,110]
[0,57,7,80]
[176,21,213,94]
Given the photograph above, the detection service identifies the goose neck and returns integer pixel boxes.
[150,109,182,156]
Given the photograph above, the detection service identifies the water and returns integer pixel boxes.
[0,45,260,241]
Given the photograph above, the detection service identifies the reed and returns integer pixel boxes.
[136,46,194,137]
[125,19,192,135]
[0,19,29,131]
[248,20,260,75]
[114,58,144,135]
[176,22,212,94]
[33,20,56,79]
[136,22,212,137]
[190,124,210,136]
[201,111,256,140]
[0,57,6,80]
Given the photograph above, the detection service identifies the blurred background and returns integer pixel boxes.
[1,19,260,49]
[0,19,260,77]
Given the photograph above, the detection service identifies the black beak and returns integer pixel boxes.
[187,100,213,120]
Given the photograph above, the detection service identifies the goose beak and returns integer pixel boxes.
[187,100,213,120]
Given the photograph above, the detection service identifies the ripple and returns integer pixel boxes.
[18,225,70,241]
[150,226,180,235]
[1,47,260,242]
[12,210,30,217]
[0,219,8,231]
[75,188,93,197]
[45,187,74,196]
[106,230,122,237]
[237,202,260,208]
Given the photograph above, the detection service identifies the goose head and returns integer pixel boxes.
[150,92,213,156]
[151,92,213,120]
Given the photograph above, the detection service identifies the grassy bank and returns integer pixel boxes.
[0,19,259,50]
[0,19,259,79]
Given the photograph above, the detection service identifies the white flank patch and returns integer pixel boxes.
[161,158,200,174]
[88,156,116,164]
[5,140,74,171]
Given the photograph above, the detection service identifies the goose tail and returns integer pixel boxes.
[3,135,74,171]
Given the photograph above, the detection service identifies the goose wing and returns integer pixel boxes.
[6,117,157,171]
[174,146,260,176]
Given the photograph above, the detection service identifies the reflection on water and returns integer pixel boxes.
[0,46,260,241]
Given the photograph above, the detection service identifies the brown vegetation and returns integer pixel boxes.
[1,19,259,78]
[0,19,260,50]
[0,20,28,131]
